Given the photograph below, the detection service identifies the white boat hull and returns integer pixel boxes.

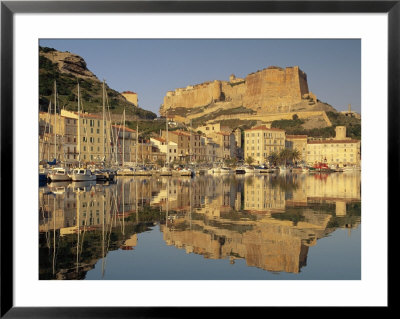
[70,175,96,181]
[48,174,71,181]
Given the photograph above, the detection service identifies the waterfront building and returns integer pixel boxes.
[285,135,308,164]
[197,123,241,160]
[60,110,109,164]
[214,132,236,160]
[150,137,178,163]
[244,125,285,164]
[306,126,361,167]
[161,130,206,163]
[110,124,137,165]
[39,112,78,166]
[204,137,220,163]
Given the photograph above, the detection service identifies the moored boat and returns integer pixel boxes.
[235,165,255,174]
[48,167,71,181]
[68,168,96,181]
[177,168,194,176]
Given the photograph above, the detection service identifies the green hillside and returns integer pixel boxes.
[271,112,361,139]
[39,46,156,119]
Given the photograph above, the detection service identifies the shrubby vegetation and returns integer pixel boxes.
[39,47,156,119]
[270,111,361,140]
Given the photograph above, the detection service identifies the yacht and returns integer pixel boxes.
[236,166,255,174]
[253,165,270,174]
[48,167,71,181]
[68,168,96,181]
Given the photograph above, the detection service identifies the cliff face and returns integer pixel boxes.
[160,66,311,116]
[39,46,156,119]
[40,48,97,80]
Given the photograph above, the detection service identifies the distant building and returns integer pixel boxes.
[340,104,361,119]
[122,91,138,107]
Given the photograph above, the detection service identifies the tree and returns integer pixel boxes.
[245,156,254,166]
[278,148,291,166]
[289,149,301,165]
[267,152,279,166]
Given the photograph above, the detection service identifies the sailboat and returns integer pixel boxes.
[69,82,96,181]
[160,109,172,176]
[48,80,71,181]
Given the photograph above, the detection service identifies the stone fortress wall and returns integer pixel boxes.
[161,66,312,115]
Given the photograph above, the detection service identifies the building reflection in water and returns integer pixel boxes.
[39,172,361,279]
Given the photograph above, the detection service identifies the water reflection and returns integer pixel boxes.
[39,172,361,279]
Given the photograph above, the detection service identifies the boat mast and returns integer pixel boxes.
[190,119,193,163]
[136,120,138,167]
[77,82,81,167]
[47,101,51,161]
[102,80,105,164]
[122,107,125,167]
[166,109,169,167]
[54,80,57,163]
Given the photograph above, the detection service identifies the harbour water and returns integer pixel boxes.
[39,172,361,280]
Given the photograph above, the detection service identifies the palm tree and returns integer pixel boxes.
[267,152,279,167]
[278,148,291,166]
[289,149,301,165]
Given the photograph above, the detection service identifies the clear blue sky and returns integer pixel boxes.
[39,39,361,115]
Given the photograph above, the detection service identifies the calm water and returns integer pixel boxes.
[39,172,361,280]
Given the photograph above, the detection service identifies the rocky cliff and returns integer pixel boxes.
[39,46,156,119]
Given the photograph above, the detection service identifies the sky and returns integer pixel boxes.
[39,39,361,115]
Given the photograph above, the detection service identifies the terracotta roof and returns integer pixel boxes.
[170,130,191,136]
[307,139,360,144]
[216,132,232,136]
[112,124,136,133]
[152,137,166,143]
[245,126,284,132]
[66,111,102,119]
[122,91,137,95]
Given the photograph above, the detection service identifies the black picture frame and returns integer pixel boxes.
[1,0,395,317]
